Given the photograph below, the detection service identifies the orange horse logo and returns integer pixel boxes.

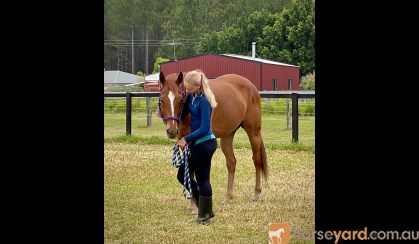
[269,223,291,244]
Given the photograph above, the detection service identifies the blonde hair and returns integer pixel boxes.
[184,70,217,108]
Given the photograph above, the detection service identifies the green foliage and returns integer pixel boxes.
[299,72,315,90]
[153,57,170,73]
[105,0,172,38]
[153,0,292,59]
[105,0,314,77]
[105,0,179,72]
[259,0,315,76]
[136,71,144,76]
[304,104,315,115]
[196,10,277,55]
[195,0,315,76]
[300,103,315,116]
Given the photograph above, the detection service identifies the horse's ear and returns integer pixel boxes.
[159,71,165,85]
[176,72,183,86]
[159,71,165,90]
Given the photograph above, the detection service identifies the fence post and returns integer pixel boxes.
[286,98,291,130]
[265,98,270,111]
[291,92,299,143]
[146,97,152,127]
[286,81,291,130]
[126,92,132,136]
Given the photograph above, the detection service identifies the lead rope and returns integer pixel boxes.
[172,144,192,200]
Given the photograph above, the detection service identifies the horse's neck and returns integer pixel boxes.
[178,114,191,139]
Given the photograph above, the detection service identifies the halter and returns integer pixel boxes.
[156,86,187,123]
[172,144,192,200]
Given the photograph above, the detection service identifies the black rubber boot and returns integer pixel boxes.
[208,197,214,218]
[196,196,215,225]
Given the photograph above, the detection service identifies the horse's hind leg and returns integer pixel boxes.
[242,124,264,201]
[221,130,237,203]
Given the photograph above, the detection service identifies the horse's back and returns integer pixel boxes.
[209,74,260,137]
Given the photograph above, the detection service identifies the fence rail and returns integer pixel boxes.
[104,91,315,142]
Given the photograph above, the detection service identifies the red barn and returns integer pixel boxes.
[159,54,300,91]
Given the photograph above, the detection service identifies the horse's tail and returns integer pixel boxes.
[260,139,268,182]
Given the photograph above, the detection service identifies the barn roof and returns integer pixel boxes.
[222,54,299,67]
[145,73,159,82]
[104,70,142,84]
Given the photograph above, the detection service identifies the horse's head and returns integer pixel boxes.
[157,71,186,139]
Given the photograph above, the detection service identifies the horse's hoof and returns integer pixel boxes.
[252,195,260,201]
[222,198,232,204]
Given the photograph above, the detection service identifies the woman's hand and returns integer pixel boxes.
[176,137,187,149]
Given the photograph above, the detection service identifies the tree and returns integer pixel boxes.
[104,0,300,72]
[196,10,277,55]
[299,71,315,90]
[155,0,292,59]
[259,0,315,76]
[153,57,170,73]
[105,0,178,74]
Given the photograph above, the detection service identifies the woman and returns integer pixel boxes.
[176,70,218,225]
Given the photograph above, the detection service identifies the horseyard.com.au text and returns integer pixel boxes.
[311,227,419,243]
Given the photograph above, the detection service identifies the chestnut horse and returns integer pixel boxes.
[157,70,268,202]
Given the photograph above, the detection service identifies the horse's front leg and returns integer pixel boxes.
[187,171,198,214]
[221,132,237,203]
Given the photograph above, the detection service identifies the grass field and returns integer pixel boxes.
[105,107,315,243]
[104,113,315,149]
[105,142,314,243]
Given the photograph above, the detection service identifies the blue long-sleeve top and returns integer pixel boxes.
[181,92,213,143]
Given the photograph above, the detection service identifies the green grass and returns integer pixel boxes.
[104,135,174,145]
[104,98,315,243]
[104,110,315,151]
[105,143,315,243]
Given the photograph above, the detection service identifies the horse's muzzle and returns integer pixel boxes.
[166,129,178,139]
